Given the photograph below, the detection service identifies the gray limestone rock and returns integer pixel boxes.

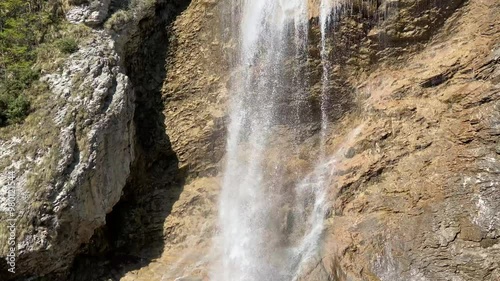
[0,30,135,278]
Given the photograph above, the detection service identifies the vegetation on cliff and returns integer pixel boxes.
[0,0,66,126]
[104,0,156,31]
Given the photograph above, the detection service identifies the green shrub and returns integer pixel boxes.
[4,62,40,90]
[104,10,132,31]
[6,95,30,124]
[56,38,79,54]
[104,0,156,32]
[0,92,30,126]
[0,63,39,126]
[0,0,63,127]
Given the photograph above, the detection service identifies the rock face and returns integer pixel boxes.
[115,0,500,280]
[66,0,112,26]
[162,0,228,177]
[0,3,135,280]
[1,0,499,280]
[323,2,500,278]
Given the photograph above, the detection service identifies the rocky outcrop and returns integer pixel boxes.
[65,0,112,26]
[0,4,135,280]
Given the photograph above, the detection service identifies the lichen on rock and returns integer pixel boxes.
[66,0,112,26]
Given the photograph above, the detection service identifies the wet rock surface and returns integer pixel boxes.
[320,1,500,279]
[119,0,499,280]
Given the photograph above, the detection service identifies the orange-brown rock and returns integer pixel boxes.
[66,0,500,280]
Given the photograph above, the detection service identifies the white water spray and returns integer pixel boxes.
[319,0,344,153]
[212,1,343,280]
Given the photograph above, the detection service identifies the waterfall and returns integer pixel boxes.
[319,0,335,151]
[212,1,339,280]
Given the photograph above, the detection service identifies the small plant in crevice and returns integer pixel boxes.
[104,0,157,32]
[104,10,133,32]
[56,38,79,54]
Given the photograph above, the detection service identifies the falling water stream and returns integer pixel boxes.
[211,1,348,280]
